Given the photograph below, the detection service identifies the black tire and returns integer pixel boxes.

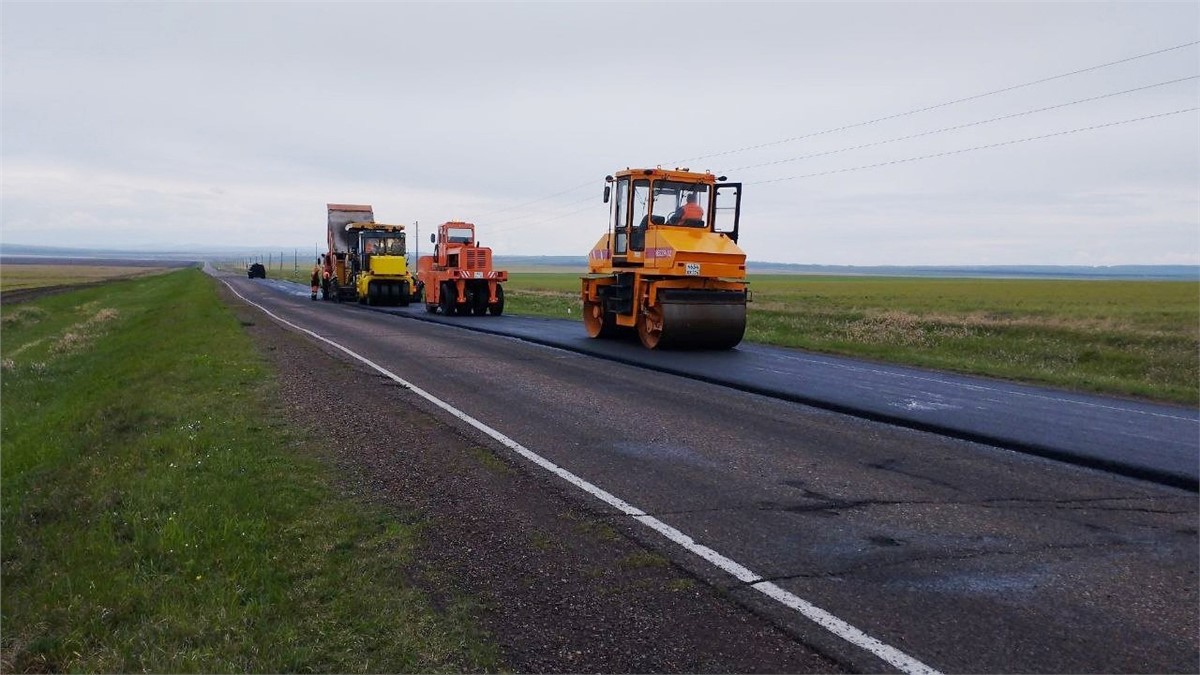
[488,285,504,316]
[439,281,456,315]
[398,282,410,307]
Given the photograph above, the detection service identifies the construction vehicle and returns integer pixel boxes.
[418,221,507,316]
[581,168,747,349]
[247,262,266,279]
[321,203,421,306]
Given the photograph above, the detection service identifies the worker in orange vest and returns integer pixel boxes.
[669,193,704,225]
[310,258,321,300]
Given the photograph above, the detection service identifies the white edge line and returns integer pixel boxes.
[220,277,942,675]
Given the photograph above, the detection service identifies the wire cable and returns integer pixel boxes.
[464,42,1198,228]
[469,178,595,221]
[748,108,1198,185]
[671,41,1200,166]
[483,194,596,230]
[724,76,1199,173]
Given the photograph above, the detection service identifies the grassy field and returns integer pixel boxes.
[1,269,497,672]
[0,264,171,292]
[500,272,1199,405]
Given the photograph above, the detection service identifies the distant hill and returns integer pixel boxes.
[495,256,1198,280]
[743,262,1200,280]
[495,255,586,268]
[3,245,1196,280]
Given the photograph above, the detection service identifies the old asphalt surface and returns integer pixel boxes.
[217,270,1198,673]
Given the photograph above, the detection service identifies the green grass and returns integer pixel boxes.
[0,264,171,292]
[1,269,499,672]
[500,272,1199,404]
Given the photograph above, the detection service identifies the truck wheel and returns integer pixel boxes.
[439,282,456,315]
[488,285,504,316]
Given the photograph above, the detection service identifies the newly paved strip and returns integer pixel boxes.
[260,277,1200,490]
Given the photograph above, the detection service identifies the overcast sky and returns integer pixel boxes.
[3,1,1197,265]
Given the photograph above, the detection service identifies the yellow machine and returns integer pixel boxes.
[322,204,421,306]
[581,168,747,349]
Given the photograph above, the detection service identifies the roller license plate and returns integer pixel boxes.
[685,262,701,276]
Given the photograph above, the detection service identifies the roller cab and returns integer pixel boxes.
[581,168,748,349]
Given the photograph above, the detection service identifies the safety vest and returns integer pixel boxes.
[680,203,703,221]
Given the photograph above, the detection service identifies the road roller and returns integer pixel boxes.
[418,221,508,316]
[581,168,747,349]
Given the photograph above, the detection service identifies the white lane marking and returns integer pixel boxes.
[749,350,1197,423]
[220,278,941,675]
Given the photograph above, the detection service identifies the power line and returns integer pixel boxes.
[724,76,1199,173]
[480,202,601,245]
[463,41,1199,228]
[484,193,596,229]
[749,108,1198,185]
[470,178,595,221]
[672,41,1200,166]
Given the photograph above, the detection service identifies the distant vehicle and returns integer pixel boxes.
[247,262,266,279]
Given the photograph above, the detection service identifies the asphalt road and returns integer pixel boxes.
[258,276,1199,490]
[224,271,1198,673]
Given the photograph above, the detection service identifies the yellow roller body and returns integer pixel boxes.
[581,168,749,350]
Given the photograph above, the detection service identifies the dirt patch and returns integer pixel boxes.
[220,285,844,673]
